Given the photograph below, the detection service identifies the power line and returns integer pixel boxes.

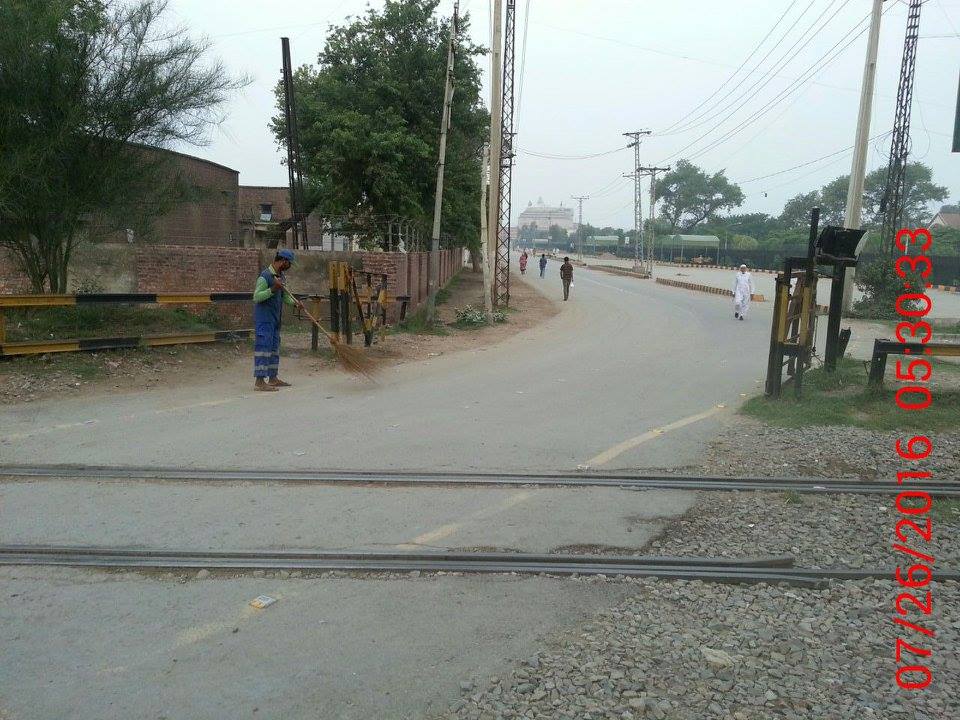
[660,0,821,136]
[517,145,630,160]
[658,0,802,134]
[662,0,855,138]
[738,132,889,183]
[659,3,885,165]
[515,0,532,135]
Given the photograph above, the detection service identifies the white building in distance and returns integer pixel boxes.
[518,197,577,234]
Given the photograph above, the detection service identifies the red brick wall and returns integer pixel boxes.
[134,245,262,293]
[239,186,291,224]
[360,249,463,321]
[135,245,263,326]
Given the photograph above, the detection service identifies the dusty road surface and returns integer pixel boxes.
[1,262,777,720]
[0,261,773,472]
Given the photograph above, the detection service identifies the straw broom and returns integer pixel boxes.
[293,298,379,378]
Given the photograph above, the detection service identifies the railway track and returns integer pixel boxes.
[4,546,957,588]
[2,464,958,496]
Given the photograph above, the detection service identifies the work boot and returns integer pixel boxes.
[269,378,292,387]
[255,379,278,392]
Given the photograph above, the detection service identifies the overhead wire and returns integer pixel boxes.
[517,145,630,160]
[661,0,854,139]
[658,2,885,165]
[659,0,825,137]
[658,0,802,134]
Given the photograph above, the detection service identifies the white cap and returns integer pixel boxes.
[739,264,747,269]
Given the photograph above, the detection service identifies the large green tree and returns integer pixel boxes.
[779,191,821,229]
[0,0,242,292]
[785,162,949,234]
[272,0,488,252]
[655,160,744,233]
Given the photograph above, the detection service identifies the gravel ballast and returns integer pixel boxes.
[441,578,958,720]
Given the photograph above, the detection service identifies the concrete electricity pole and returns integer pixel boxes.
[426,1,459,318]
[486,0,505,307]
[572,196,588,261]
[623,130,651,269]
[638,165,670,273]
[841,0,883,312]
[479,143,494,320]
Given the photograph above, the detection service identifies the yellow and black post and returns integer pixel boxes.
[338,262,352,344]
[328,261,340,339]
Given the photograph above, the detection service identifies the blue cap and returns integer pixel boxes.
[277,249,296,263]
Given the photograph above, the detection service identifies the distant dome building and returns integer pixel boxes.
[518,197,577,234]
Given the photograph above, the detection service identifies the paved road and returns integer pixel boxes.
[0,261,772,720]
[0,258,773,472]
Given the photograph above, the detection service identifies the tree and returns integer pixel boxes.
[655,160,744,232]
[272,0,488,252]
[548,225,568,244]
[0,0,242,292]
[730,234,758,249]
[819,176,849,226]
[804,162,948,233]
[779,191,821,229]
[863,162,948,228]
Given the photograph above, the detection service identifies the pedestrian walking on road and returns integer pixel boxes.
[519,251,528,275]
[539,253,547,278]
[733,264,755,321]
[252,249,297,391]
[560,256,574,301]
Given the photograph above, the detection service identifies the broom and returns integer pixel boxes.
[293,297,379,378]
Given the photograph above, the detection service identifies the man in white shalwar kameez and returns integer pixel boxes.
[733,264,755,320]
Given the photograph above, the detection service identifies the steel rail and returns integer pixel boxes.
[1,464,958,496]
[3,546,957,588]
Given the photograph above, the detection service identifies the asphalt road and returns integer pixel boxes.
[0,258,773,472]
[0,260,772,720]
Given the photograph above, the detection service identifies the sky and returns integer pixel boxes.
[166,0,960,230]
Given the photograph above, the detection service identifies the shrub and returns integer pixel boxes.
[852,260,923,319]
[454,305,505,326]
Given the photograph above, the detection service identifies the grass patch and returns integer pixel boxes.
[740,358,960,431]
[393,308,449,336]
[782,490,804,505]
[452,305,506,329]
[931,498,960,523]
[5,305,222,342]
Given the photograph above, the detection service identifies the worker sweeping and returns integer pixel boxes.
[733,264,755,321]
[252,249,297,391]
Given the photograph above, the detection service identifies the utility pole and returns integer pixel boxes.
[486,0,505,307]
[623,130,651,269]
[840,0,883,312]
[638,165,670,273]
[479,143,494,320]
[426,2,459,318]
[281,37,308,249]
[572,196,588,261]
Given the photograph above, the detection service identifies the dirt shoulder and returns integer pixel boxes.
[0,270,557,405]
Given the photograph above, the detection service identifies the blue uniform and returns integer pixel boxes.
[252,266,292,379]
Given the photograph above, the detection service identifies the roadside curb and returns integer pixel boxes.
[655,277,767,303]
[653,261,960,294]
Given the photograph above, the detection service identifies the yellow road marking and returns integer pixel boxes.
[395,490,532,549]
[585,405,725,468]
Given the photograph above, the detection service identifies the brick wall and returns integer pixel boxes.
[135,245,261,293]
[1,244,464,324]
[359,249,463,321]
[238,186,291,224]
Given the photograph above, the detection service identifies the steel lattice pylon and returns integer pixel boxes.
[493,0,516,307]
[879,0,922,254]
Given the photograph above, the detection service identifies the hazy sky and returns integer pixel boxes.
[168,0,960,229]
